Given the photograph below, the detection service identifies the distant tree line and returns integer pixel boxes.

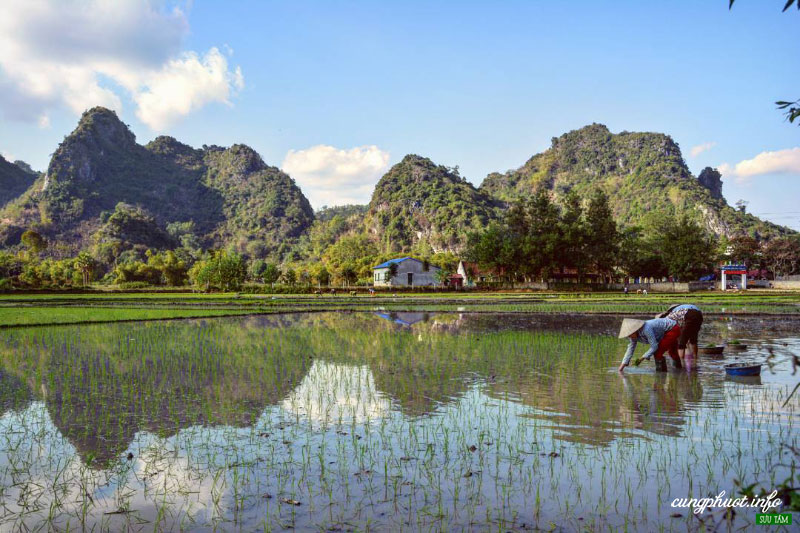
[465,189,799,282]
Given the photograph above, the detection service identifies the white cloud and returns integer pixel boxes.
[282,145,391,208]
[717,163,734,177]
[690,141,717,157]
[134,48,244,130]
[719,147,800,183]
[0,0,243,130]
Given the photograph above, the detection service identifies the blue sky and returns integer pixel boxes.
[1,1,798,228]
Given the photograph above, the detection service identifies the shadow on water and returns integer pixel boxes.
[0,312,797,531]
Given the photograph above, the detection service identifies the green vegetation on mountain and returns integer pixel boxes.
[480,124,790,240]
[292,205,368,260]
[202,144,314,257]
[92,202,176,258]
[0,156,36,208]
[364,155,501,253]
[0,107,313,259]
[316,204,368,223]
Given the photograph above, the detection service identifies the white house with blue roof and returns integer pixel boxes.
[372,257,441,287]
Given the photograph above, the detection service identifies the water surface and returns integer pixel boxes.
[0,312,797,531]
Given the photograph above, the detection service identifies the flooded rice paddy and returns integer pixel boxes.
[0,312,797,531]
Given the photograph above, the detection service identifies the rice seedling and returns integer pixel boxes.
[0,311,796,530]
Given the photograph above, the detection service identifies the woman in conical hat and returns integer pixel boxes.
[655,304,703,362]
[618,316,682,373]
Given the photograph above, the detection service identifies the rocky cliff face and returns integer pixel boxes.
[480,124,790,239]
[697,167,723,200]
[0,107,314,256]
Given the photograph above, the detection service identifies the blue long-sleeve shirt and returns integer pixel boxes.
[621,318,677,365]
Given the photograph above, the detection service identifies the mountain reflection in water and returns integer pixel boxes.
[0,312,797,531]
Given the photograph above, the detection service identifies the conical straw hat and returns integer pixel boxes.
[618,318,645,338]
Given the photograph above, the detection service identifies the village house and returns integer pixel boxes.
[456,260,502,286]
[372,257,441,287]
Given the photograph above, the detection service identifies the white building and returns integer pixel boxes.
[372,257,441,287]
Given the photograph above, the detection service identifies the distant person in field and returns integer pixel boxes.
[655,304,703,362]
[617,317,682,373]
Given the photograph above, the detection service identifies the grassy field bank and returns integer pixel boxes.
[1,290,799,327]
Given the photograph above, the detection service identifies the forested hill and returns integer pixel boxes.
[0,155,36,208]
[1,115,793,264]
[0,107,314,257]
[363,155,502,253]
[480,124,791,240]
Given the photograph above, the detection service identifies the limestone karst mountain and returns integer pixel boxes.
[480,124,789,240]
[0,107,314,257]
[1,116,792,259]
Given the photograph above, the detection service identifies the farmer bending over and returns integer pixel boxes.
[656,304,703,361]
[618,317,682,373]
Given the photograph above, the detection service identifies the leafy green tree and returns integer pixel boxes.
[281,268,296,285]
[499,199,534,281]
[166,221,201,250]
[150,251,188,286]
[660,216,718,280]
[776,99,800,125]
[32,257,85,288]
[93,239,125,267]
[584,189,620,279]
[434,267,451,287]
[727,234,761,268]
[19,262,43,288]
[465,223,514,280]
[324,235,378,267]
[617,227,666,278]
[526,190,562,280]
[249,259,267,281]
[21,230,47,257]
[762,237,800,276]
[0,252,23,282]
[112,250,188,286]
[557,190,589,280]
[340,263,358,286]
[428,252,459,273]
[323,234,379,282]
[262,263,280,285]
[76,252,96,287]
[114,260,161,286]
[310,264,330,287]
[189,250,247,291]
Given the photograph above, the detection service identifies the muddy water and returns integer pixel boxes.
[0,312,797,531]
